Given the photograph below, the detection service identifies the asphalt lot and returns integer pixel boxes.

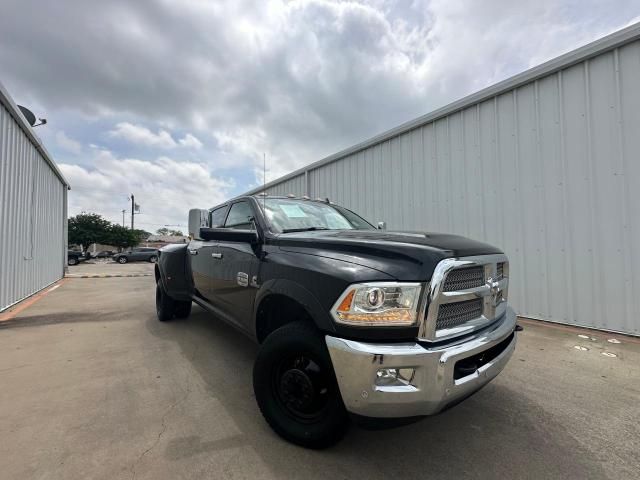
[0,268,639,479]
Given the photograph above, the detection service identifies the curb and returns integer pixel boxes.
[65,273,154,279]
[0,279,68,322]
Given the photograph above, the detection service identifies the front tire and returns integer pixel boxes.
[174,300,192,318]
[118,256,128,264]
[149,255,158,263]
[68,257,78,266]
[156,282,191,321]
[253,322,349,449]
[156,281,175,321]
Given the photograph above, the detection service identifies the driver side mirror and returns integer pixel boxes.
[377,221,387,230]
[189,208,210,240]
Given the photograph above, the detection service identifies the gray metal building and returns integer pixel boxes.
[244,23,640,336]
[0,81,69,312]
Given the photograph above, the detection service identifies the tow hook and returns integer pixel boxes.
[515,324,524,332]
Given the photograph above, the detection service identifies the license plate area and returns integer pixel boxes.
[453,332,515,380]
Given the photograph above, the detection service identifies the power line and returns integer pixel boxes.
[133,221,188,227]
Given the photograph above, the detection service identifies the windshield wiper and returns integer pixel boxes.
[281,227,331,233]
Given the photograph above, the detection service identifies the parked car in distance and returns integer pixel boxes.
[93,250,114,259]
[155,195,518,448]
[113,247,159,264]
[67,250,86,266]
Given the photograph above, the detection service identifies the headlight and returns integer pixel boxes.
[331,282,422,327]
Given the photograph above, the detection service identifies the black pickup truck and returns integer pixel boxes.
[155,195,517,448]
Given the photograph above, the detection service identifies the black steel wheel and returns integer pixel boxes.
[272,354,331,423]
[253,322,349,448]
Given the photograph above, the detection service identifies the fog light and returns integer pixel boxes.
[375,368,415,387]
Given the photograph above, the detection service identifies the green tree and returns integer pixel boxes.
[69,213,151,251]
[68,213,111,250]
[106,226,150,250]
[155,228,184,236]
[105,225,136,249]
[133,229,151,242]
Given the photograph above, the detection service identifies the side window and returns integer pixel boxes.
[224,202,255,230]
[210,206,228,228]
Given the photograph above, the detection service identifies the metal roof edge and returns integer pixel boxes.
[244,21,640,196]
[0,79,70,189]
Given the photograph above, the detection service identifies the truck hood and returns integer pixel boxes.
[274,229,502,280]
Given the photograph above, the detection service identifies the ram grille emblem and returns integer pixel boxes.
[486,277,503,306]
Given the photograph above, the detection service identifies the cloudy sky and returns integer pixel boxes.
[1,0,638,232]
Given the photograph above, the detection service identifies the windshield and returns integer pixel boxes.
[259,198,375,233]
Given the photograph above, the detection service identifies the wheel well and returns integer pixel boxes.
[256,294,313,343]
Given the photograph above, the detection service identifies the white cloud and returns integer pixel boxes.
[2,0,639,203]
[203,0,640,179]
[109,122,177,149]
[178,133,203,149]
[108,122,203,151]
[59,150,234,229]
[55,130,82,155]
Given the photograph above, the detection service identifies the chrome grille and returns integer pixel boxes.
[419,254,509,342]
[436,299,483,329]
[442,266,484,291]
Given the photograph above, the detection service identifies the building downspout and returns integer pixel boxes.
[63,185,69,275]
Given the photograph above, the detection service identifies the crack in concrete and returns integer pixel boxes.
[129,386,191,480]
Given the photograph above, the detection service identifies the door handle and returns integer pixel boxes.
[211,253,223,259]
[188,249,198,255]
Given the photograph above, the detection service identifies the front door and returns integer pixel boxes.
[209,201,260,332]
[188,205,229,301]
[188,240,218,301]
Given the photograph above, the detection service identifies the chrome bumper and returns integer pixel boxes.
[326,307,517,418]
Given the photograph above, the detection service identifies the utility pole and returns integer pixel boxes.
[130,194,135,230]
[121,209,126,227]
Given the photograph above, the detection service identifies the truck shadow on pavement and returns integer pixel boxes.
[0,312,128,329]
[146,305,605,480]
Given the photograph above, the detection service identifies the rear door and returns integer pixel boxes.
[189,206,228,301]
[209,201,260,332]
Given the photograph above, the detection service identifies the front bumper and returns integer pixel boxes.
[326,307,517,418]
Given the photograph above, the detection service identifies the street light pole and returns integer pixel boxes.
[130,194,135,230]
[122,209,126,227]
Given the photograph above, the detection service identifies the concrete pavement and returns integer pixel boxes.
[65,261,156,278]
[0,274,638,479]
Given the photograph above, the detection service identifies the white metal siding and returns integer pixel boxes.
[0,103,66,311]
[265,174,306,197]
[247,28,640,335]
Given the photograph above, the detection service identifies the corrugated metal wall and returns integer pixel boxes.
[266,174,307,197]
[0,103,66,311]
[249,30,640,335]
